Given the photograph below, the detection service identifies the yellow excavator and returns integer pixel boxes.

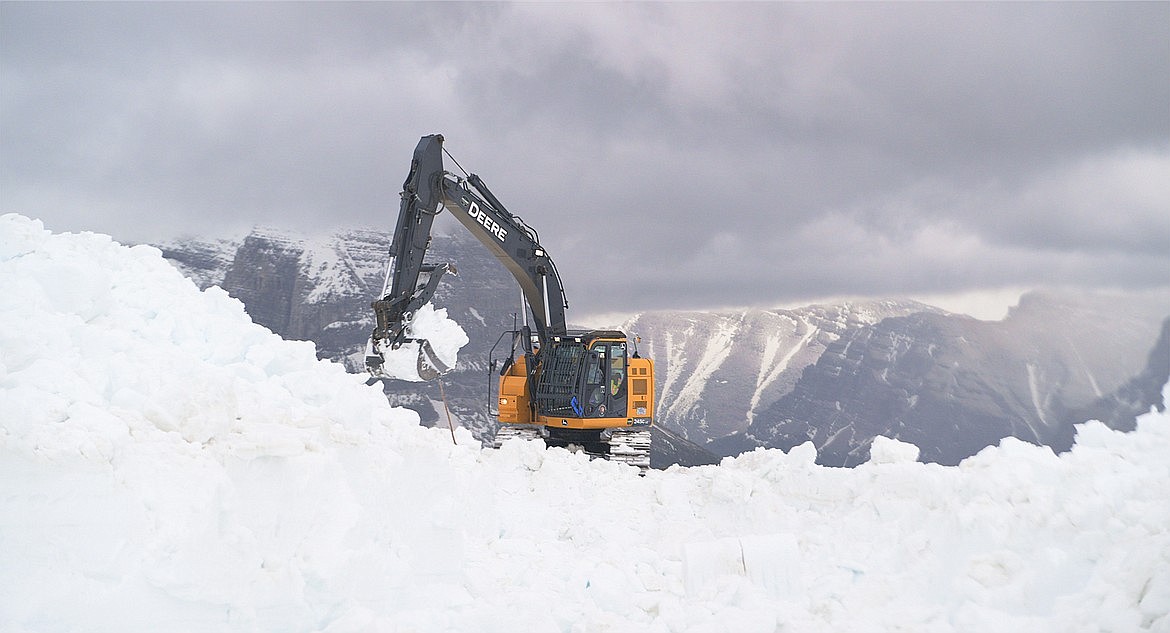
[365,134,654,467]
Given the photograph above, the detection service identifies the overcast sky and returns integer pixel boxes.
[2,2,1168,319]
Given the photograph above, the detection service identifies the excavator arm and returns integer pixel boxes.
[366,134,568,379]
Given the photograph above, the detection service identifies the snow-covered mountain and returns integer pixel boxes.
[622,300,942,443]
[713,299,1170,466]
[4,214,1169,632]
[627,292,1167,466]
[156,226,1169,468]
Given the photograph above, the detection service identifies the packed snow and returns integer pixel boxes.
[2,213,1168,632]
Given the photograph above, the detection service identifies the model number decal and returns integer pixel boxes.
[467,202,508,243]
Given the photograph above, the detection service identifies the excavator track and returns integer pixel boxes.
[491,425,651,472]
[603,428,652,470]
[491,424,544,448]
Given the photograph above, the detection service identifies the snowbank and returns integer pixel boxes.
[2,214,1168,633]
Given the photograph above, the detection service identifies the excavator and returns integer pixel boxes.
[365,134,655,467]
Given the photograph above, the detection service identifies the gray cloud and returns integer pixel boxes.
[2,2,1167,317]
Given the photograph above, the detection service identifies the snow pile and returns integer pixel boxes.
[868,435,921,464]
[2,214,1168,633]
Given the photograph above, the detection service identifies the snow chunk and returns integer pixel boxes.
[869,435,921,464]
[407,303,468,370]
[0,213,49,259]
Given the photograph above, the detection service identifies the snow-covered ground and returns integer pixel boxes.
[2,213,1168,633]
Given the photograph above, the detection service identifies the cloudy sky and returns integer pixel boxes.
[2,2,1168,319]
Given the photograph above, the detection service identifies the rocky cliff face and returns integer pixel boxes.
[158,228,1169,469]
[161,228,388,367]
[216,228,389,367]
[161,236,239,290]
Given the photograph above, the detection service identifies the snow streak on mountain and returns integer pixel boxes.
[2,214,1168,633]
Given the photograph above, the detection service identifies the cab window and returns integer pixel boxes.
[608,343,626,396]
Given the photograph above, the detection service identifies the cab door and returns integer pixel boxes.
[605,342,628,418]
[582,342,627,418]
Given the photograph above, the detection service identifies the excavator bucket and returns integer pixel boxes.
[414,338,452,381]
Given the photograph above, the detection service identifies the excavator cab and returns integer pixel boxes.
[493,330,654,466]
[534,332,628,421]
